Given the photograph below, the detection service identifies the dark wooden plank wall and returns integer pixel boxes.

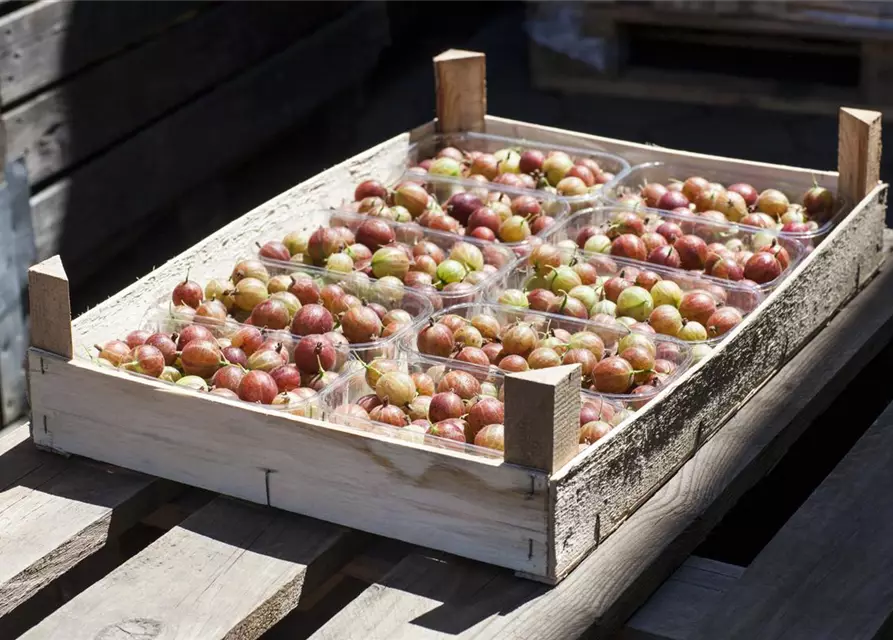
[0,1,391,424]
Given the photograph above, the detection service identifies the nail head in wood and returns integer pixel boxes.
[838,107,882,206]
[433,49,486,134]
[504,364,581,474]
[28,255,72,358]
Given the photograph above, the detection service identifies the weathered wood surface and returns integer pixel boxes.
[0,423,175,638]
[838,107,884,206]
[27,255,71,358]
[28,352,550,576]
[312,241,893,639]
[4,2,343,186]
[549,183,886,582]
[21,497,356,640]
[28,1,390,276]
[690,406,893,639]
[0,0,201,106]
[504,364,581,474]
[434,50,487,134]
[0,159,32,424]
[620,557,744,640]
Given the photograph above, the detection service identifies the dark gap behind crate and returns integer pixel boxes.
[626,25,861,88]
[696,336,893,566]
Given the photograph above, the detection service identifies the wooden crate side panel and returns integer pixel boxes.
[28,353,550,576]
[4,3,346,186]
[0,1,203,106]
[68,123,433,352]
[28,2,390,274]
[550,185,887,579]
[484,115,839,184]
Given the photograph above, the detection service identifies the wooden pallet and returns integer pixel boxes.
[18,47,888,589]
[5,239,893,638]
[528,2,893,116]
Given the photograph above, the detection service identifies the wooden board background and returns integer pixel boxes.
[0,0,390,283]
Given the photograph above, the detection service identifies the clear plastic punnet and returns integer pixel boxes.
[401,131,631,210]
[320,355,506,458]
[501,243,763,349]
[258,210,517,310]
[403,302,692,411]
[342,174,572,252]
[161,258,433,364]
[602,161,847,247]
[541,206,800,294]
[319,353,630,459]
[84,309,363,419]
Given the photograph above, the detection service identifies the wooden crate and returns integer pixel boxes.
[24,50,887,584]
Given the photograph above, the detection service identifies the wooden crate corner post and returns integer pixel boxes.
[28,255,73,359]
[838,107,882,205]
[433,49,487,134]
[503,364,581,475]
[27,255,73,448]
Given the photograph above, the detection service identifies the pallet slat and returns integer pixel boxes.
[690,398,893,639]
[0,424,176,638]
[20,497,356,640]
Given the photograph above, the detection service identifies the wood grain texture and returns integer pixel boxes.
[28,1,390,271]
[434,50,487,134]
[27,255,71,358]
[622,557,744,640]
[28,353,550,576]
[549,184,887,581]
[0,0,201,106]
[838,107,883,205]
[21,497,354,640]
[4,3,343,185]
[690,408,893,639]
[0,423,173,637]
[312,552,543,640]
[0,159,32,424]
[504,364,581,474]
[310,243,893,639]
